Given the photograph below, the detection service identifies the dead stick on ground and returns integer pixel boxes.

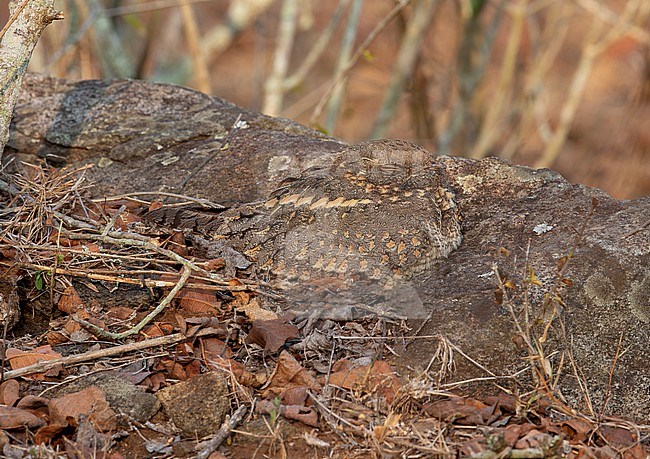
[74,265,193,340]
[2,327,222,380]
[101,204,126,237]
[193,404,248,459]
[0,260,247,291]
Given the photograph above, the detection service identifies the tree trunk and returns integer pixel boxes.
[0,0,63,153]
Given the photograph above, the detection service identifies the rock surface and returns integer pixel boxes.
[156,371,229,438]
[5,74,650,423]
[8,74,345,206]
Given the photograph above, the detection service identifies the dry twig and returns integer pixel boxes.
[3,327,223,379]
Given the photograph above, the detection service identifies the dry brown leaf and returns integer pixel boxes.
[35,424,73,446]
[204,356,262,387]
[169,231,189,257]
[247,318,300,353]
[0,380,20,406]
[177,287,219,314]
[106,306,136,320]
[198,337,233,361]
[148,201,163,212]
[598,425,637,448]
[282,387,308,406]
[48,387,117,433]
[46,330,69,346]
[205,258,226,271]
[58,285,85,314]
[6,345,62,380]
[561,418,594,443]
[514,429,551,449]
[0,406,46,430]
[424,397,495,426]
[141,322,174,338]
[256,400,319,428]
[485,392,517,413]
[238,297,277,321]
[326,360,401,404]
[140,373,167,392]
[16,395,50,411]
[623,444,650,459]
[155,359,188,380]
[263,351,321,398]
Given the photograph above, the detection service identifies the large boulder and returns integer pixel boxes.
[5,74,649,422]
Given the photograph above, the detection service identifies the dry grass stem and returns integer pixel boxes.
[324,0,363,133]
[262,0,300,115]
[536,0,649,168]
[180,0,211,93]
[370,0,438,139]
[310,0,413,125]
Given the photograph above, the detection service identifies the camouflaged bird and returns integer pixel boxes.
[148,139,462,319]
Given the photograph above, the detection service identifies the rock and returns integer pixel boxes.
[46,373,160,424]
[6,74,650,423]
[7,74,344,206]
[156,371,229,438]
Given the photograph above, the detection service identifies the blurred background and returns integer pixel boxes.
[3,0,649,198]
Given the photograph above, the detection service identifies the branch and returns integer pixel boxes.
[2,328,224,380]
[324,0,362,133]
[370,0,438,139]
[309,0,413,126]
[262,0,299,115]
[0,0,64,152]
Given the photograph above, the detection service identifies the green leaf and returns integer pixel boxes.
[35,272,44,291]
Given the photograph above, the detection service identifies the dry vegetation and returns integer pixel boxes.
[1,0,650,457]
[0,156,647,457]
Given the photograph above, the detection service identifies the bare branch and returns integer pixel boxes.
[325,0,363,134]
[0,0,63,153]
[262,0,299,115]
[370,0,438,139]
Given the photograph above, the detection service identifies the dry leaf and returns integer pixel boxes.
[177,287,219,314]
[106,306,136,320]
[424,397,496,426]
[327,360,401,403]
[6,346,62,380]
[48,387,117,433]
[35,419,77,446]
[205,258,226,271]
[561,418,594,443]
[263,351,321,398]
[256,399,319,428]
[0,380,20,406]
[238,297,278,321]
[58,285,85,314]
[598,425,636,448]
[247,318,300,353]
[148,201,163,212]
[0,406,46,430]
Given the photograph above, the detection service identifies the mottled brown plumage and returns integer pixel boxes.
[148,139,462,319]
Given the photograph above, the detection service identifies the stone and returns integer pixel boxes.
[6,74,650,423]
[156,371,229,438]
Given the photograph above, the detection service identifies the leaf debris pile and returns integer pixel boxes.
[0,164,647,458]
